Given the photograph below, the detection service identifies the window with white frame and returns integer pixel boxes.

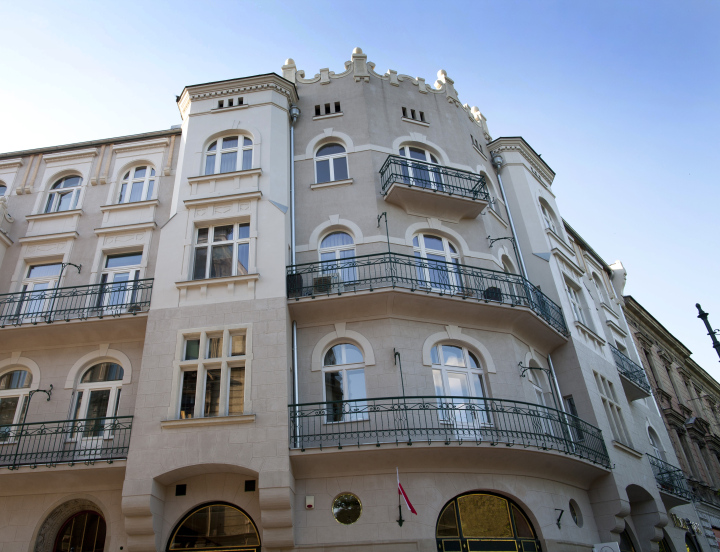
[71,362,124,437]
[99,252,142,309]
[0,369,32,437]
[319,232,356,283]
[648,427,665,460]
[18,262,63,319]
[192,223,250,280]
[592,273,609,305]
[431,344,487,424]
[413,233,461,292]
[178,329,247,419]
[398,146,443,190]
[323,343,367,422]
[205,136,253,175]
[45,175,82,213]
[564,278,587,326]
[315,143,348,184]
[540,201,557,233]
[594,371,632,446]
[118,166,156,203]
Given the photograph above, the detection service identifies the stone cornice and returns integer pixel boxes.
[43,148,97,164]
[187,168,262,186]
[183,190,262,208]
[112,138,169,154]
[100,199,159,213]
[0,158,23,170]
[94,222,156,235]
[26,209,83,221]
[18,231,78,244]
[489,137,555,186]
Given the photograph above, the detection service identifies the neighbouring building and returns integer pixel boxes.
[624,294,720,550]
[0,47,711,552]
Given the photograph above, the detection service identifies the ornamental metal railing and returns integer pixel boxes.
[691,482,720,508]
[610,345,651,394]
[0,279,153,327]
[648,454,694,501]
[0,416,133,469]
[289,396,610,468]
[287,253,568,336]
[379,155,490,202]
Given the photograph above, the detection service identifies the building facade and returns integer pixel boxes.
[0,47,710,552]
[624,295,720,550]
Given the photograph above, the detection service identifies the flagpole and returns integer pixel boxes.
[397,467,404,527]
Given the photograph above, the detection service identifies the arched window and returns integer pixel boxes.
[539,199,558,233]
[431,344,486,425]
[0,369,32,434]
[526,365,556,435]
[648,427,665,461]
[323,343,367,422]
[167,503,260,552]
[319,231,356,283]
[118,166,156,203]
[592,272,609,305]
[436,492,540,551]
[413,233,461,292]
[72,363,124,437]
[45,175,82,213]
[54,511,106,552]
[315,143,348,184]
[398,146,443,190]
[205,136,253,175]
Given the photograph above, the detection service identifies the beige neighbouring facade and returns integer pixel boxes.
[0,47,712,552]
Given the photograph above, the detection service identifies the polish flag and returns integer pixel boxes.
[397,468,417,515]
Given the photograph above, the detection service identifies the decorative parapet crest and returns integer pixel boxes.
[283,47,491,137]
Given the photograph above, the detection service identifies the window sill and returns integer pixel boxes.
[175,273,259,289]
[26,208,83,221]
[313,112,343,121]
[310,178,353,190]
[184,190,261,208]
[210,104,249,114]
[612,440,643,459]
[401,117,429,127]
[100,199,159,212]
[187,168,262,186]
[473,144,487,160]
[574,320,606,346]
[161,414,255,428]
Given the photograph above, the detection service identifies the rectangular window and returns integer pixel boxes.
[419,111,425,122]
[315,105,321,116]
[218,100,224,109]
[324,367,367,423]
[565,279,587,326]
[238,97,243,105]
[324,103,331,115]
[228,99,233,107]
[334,101,341,113]
[402,107,407,118]
[563,395,585,441]
[192,223,251,280]
[595,371,631,446]
[410,109,416,120]
[177,329,248,420]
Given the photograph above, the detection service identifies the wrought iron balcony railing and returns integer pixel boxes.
[691,482,720,508]
[648,454,694,501]
[380,155,490,202]
[289,396,610,468]
[0,416,133,470]
[610,345,651,394]
[287,253,568,336]
[0,279,153,327]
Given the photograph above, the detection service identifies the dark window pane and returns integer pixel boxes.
[134,167,147,178]
[146,179,154,199]
[81,363,124,383]
[61,176,82,188]
[84,390,110,436]
[324,344,363,366]
[229,367,245,414]
[206,337,223,359]
[333,157,348,180]
[204,369,221,417]
[118,182,128,203]
[409,147,426,160]
[317,143,345,157]
[237,243,249,275]
[0,397,19,426]
[315,159,330,183]
[210,244,233,278]
[231,335,246,356]
[325,371,344,422]
[437,503,459,537]
[106,253,142,268]
[237,223,250,239]
[129,181,143,202]
[192,247,208,280]
[213,225,233,242]
[320,232,353,248]
[0,370,31,390]
[243,137,252,147]
[207,141,217,152]
[196,228,209,244]
[180,371,197,419]
[205,154,215,175]
[423,235,444,251]
[222,137,238,149]
[57,191,74,211]
[220,151,237,173]
[169,504,259,549]
[27,263,62,278]
[185,339,200,361]
[242,149,252,170]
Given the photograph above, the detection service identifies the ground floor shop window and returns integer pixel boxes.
[167,502,260,552]
[436,492,541,551]
[54,511,105,552]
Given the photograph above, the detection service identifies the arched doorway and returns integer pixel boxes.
[167,502,260,552]
[436,492,541,551]
[54,511,106,552]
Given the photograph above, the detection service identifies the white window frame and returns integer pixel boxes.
[0,369,32,439]
[314,143,349,184]
[176,328,248,420]
[398,146,443,190]
[70,363,124,443]
[118,166,157,204]
[322,343,367,423]
[540,202,557,233]
[318,232,356,285]
[431,344,488,426]
[99,252,143,312]
[204,136,253,176]
[45,176,82,213]
[565,279,587,326]
[17,262,63,321]
[413,233,462,291]
[191,222,251,281]
[594,371,632,446]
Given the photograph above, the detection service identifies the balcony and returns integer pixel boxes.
[648,454,693,508]
[0,279,153,328]
[691,482,720,508]
[0,416,133,470]
[610,345,651,401]
[287,253,568,338]
[288,396,611,477]
[380,156,490,221]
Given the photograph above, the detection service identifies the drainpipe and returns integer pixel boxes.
[289,105,301,446]
[491,154,567,416]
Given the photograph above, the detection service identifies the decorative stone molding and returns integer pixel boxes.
[311,323,376,371]
[34,498,106,552]
[421,325,497,373]
[307,215,364,251]
[0,353,41,388]
[489,137,555,186]
[43,148,98,164]
[112,137,169,154]
[65,344,133,388]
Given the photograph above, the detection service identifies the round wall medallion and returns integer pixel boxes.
[332,493,362,525]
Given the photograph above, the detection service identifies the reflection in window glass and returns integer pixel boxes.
[0,370,32,390]
[229,367,245,414]
[185,340,200,361]
[231,335,246,356]
[169,504,260,550]
[207,337,223,359]
[180,371,197,419]
[27,263,62,278]
[324,344,363,366]
[204,369,221,417]
[81,363,124,383]
[106,253,142,268]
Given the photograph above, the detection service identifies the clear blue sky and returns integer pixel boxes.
[1,0,719,377]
